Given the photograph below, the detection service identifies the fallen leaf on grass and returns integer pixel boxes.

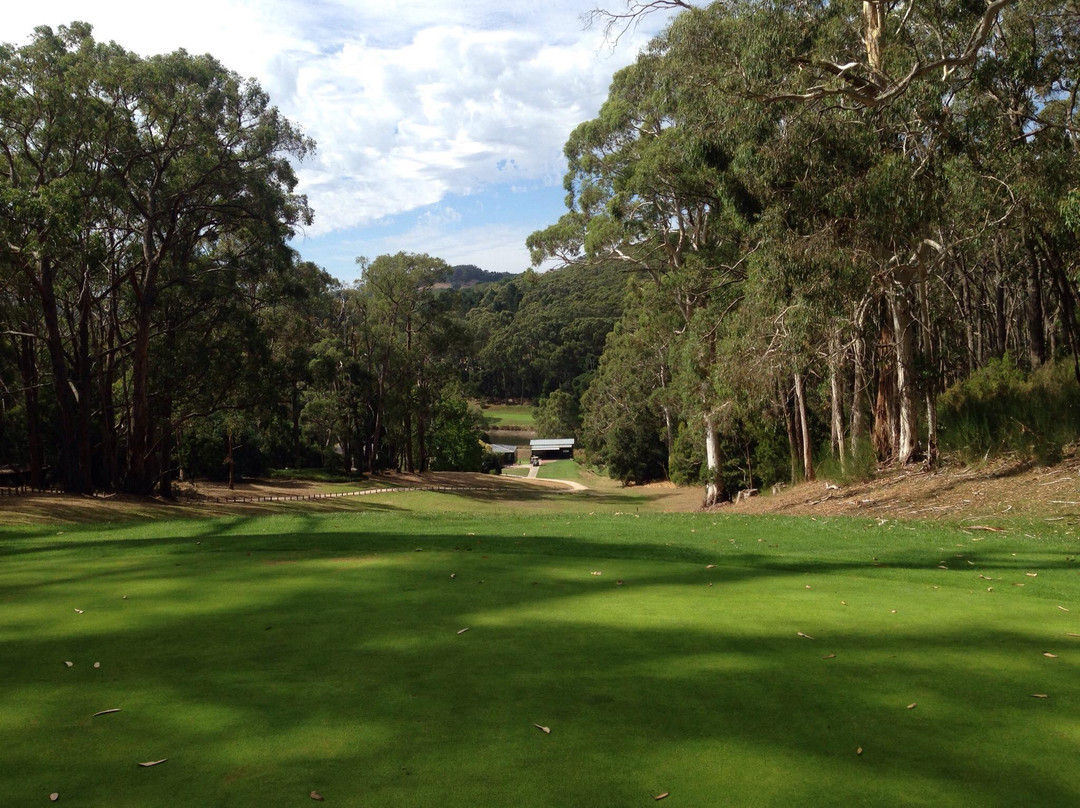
[616,580,624,586]
[137,759,167,767]
[63,661,73,668]
[533,724,551,734]
[1013,583,1025,587]
[705,564,716,569]
[823,654,836,659]
[654,793,669,801]
[92,709,121,717]
[1026,573,1038,577]
[797,632,815,639]
[937,565,949,570]
[310,791,324,801]
[966,526,1006,532]
[907,703,917,710]
[73,609,83,614]
[93,662,100,669]
[590,571,602,576]
[1067,633,1080,638]
[1058,606,1070,612]
[457,627,470,635]
[856,747,863,755]
[50,793,59,801]
[1031,693,1048,698]
[1044,653,1058,658]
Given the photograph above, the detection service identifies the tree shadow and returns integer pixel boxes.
[2,521,1078,804]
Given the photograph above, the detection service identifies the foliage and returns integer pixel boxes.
[581,306,671,485]
[533,391,581,439]
[0,23,312,494]
[529,0,1080,499]
[427,396,486,472]
[464,262,626,400]
[938,357,1080,464]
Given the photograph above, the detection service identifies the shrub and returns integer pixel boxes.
[938,356,1080,463]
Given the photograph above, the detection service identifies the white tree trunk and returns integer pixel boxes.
[918,268,940,468]
[850,298,870,455]
[890,283,920,464]
[828,329,846,472]
[704,415,723,507]
[794,371,815,481]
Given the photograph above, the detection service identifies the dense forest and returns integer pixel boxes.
[2,2,1080,501]
[531,0,1080,501]
[0,19,623,497]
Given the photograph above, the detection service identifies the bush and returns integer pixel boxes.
[479,450,503,474]
[938,356,1080,463]
[428,396,486,471]
[815,436,877,486]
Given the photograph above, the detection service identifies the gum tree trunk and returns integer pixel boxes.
[703,414,723,507]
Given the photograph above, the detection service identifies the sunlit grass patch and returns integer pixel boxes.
[481,404,535,427]
[1,511,1078,805]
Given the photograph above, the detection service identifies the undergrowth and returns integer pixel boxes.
[938,357,1080,464]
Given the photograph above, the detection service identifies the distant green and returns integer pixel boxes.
[482,405,535,428]
[2,506,1079,806]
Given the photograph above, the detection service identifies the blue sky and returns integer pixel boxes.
[8,1,681,283]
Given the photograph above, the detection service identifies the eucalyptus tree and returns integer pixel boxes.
[102,48,312,493]
[0,23,314,494]
[529,28,765,503]
[0,23,127,491]
[350,252,453,473]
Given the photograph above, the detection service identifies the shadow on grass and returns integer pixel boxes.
[1,520,1078,805]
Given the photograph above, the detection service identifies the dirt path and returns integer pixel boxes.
[531,477,588,492]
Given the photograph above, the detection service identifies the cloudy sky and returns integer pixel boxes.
[5,1,679,283]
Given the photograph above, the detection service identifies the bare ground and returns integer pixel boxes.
[4,454,1078,525]
[721,450,1080,522]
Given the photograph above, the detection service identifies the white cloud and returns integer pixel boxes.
[9,1,680,243]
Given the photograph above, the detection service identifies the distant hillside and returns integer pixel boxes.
[447,265,514,288]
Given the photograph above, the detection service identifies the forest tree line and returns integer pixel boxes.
[3,2,1080,501]
[0,22,623,497]
[529,0,1080,502]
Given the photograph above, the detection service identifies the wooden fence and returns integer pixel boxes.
[0,484,495,502]
[199,485,496,504]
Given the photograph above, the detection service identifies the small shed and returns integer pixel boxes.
[487,443,518,465]
[530,438,575,460]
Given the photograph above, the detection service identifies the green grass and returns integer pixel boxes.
[536,459,581,480]
[2,504,1079,806]
[481,404,535,428]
